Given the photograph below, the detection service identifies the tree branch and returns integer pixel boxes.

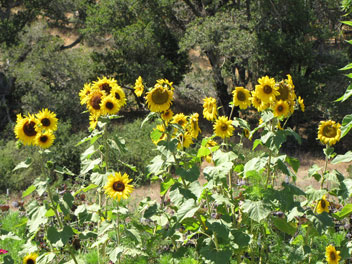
[59,35,83,50]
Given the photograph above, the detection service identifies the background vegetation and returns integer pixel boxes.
[1,0,352,192]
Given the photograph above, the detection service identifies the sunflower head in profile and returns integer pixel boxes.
[156,78,174,90]
[145,84,173,113]
[79,83,92,105]
[317,120,341,146]
[203,97,218,121]
[100,95,121,116]
[251,91,269,112]
[276,81,294,102]
[325,245,341,264]
[87,90,105,116]
[297,96,305,112]
[255,76,279,103]
[111,85,126,108]
[316,195,330,214]
[134,76,144,97]
[232,86,251,110]
[273,100,290,118]
[35,108,58,131]
[188,113,201,139]
[104,172,134,201]
[177,132,193,149]
[161,109,174,123]
[92,76,118,95]
[14,114,38,145]
[213,116,234,139]
[35,131,55,149]
[23,252,38,264]
[89,114,99,131]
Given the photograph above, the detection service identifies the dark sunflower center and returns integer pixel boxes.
[27,259,35,264]
[321,199,326,208]
[178,120,185,126]
[23,121,37,137]
[221,124,228,131]
[277,105,284,112]
[40,135,48,143]
[323,125,337,138]
[330,251,336,260]
[112,181,125,192]
[100,83,111,94]
[237,91,246,101]
[151,89,169,105]
[41,118,51,127]
[263,85,272,94]
[277,84,289,101]
[90,95,102,110]
[106,101,114,110]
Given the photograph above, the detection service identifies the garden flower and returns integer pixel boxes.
[92,76,118,95]
[316,195,330,214]
[134,76,144,97]
[87,90,105,116]
[79,83,92,105]
[276,81,294,102]
[35,131,55,149]
[0,249,8,254]
[35,108,58,131]
[317,120,341,146]
[156,78,174,90]
[325,245,341,264]
[298,96,305,112]
[232,86,251,109]
[203,97,218,121]
[161,109,174,123]
[110,85,126,108]
[251,91,269,112]
[100,95,121,115]
[104,172,134,201]
[172,113,188,129]
[145,83,173,112]
[188,113,201,139]
[273,100,290,118]
[255,75,279,103]
[23,252,38,264]
[89,114,99,130]
[213,116,234,139]
[14,114,38,145]
[177,132,193,149]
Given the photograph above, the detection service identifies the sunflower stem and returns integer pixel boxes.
[321,147,329,189]
[117,203,121,264]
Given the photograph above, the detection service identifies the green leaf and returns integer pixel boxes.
[203,161,233,181]
[22,185,36,198]
[81,158,101,175]
[241,200,271,222]
[90,172,106,186]
[27,205,48,233]
[342,20,352,26]
[125,227,142,244]
[80,145,97,160]
[13,157,32,171]
[207,219,229,240]
[197,146,211,158]
[200,247,232,264]
[252,139,262,150]
[176,165,200,182]
[339,62,352,70]
[150,129,162,142]
[160,178,175,196]
[308,164,321,181]
[272,217,297,236]
[37,252,56,264]
[146,155,165,176]
[341,114,352,138]
[286,156,300,173]
[287,207,304,222]
[47,226,74,248]
[335,83,352,102]
[0,232,21,240]
[232,117,250,130]
[212,149,238,164]
[177,199,200,222]
[232,229,250,248]
[333,204,352,219]
[141,111,158,128]
[243,157,267,178]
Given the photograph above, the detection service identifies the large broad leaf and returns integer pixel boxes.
[47,225,74,248]
[146,155,165,176]
[207,219,230,240]
[335,84,352,102]
[80,158,101,175]
[176,199,200,222]
[232,229,250,248]
[203,161,233,181]
[241,200,271,222]
[272,216,297,236]
[332,151,352,164]
[37,252,56,264]
[13,157,32,171]
[27,205,48,233]
[243,157,267,178]
[333,204,352,220]
[22,185,36,198]
[341,114,352,138]
[176,165,200,182]
[200,246,232,264]
[212,149,238,165]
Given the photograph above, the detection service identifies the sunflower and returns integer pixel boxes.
[188,113,201,139]
[79,83,92,105]
[23,252,38,264]
[204,139,217,163]
[100,95,121,115]
[243,129,250,139]
[275,81,294,102]
[145,84,173,113]
[251,91,268,112]
[232,87,251,109]
[325,245,341,264]
[104,172,134,201]
[213,116,234,139]
[87,90,105,116]
[89,114,99,131]
[316,195,330,214]
[171,113,188,129]
[161,109,174,123]
[92,76,118,95]
[317,120,341,146]
[255,76,279,103]
[35,108,58,131]
[110,85,126,108]
[273,100,290,118]
[156,78,174,90]
[298,96,305,112]
[35,131,55,149]
[14,114,38,145]
[134,76,144,97]
[203,97,218,121]
[177,132,193,149]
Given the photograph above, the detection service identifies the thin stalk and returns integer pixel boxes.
[116,204,121,264]
[265,150,272,188]
[321,147,329,189]
[206,194,219,250]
